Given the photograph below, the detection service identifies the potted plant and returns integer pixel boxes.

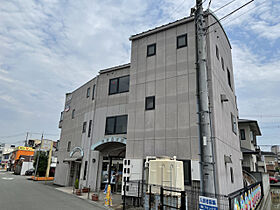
[82,187,90,193]
[74,178,81,196]
[92,193,99,201]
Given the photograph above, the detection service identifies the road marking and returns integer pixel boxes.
[2,177,14,180]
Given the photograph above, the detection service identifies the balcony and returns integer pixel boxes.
[257,161,265,167]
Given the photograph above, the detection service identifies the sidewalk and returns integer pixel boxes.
[55,187,123,210]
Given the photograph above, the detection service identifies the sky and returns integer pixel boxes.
[0,0,279,150]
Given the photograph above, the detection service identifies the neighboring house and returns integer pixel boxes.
[0,144,15,169]
[238,119,264,173]
[27,139,42,148]
[55,11,243,195]
[9,146,34,174]
[271,145,280,167]
[33,139,58,177]
[262,151,278,176]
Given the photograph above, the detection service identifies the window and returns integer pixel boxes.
[147,43,156,57]
[82,122,87,133]
[250,131,254,141]
[86,87,90,98]
[221,57,225,70]
[177,34,188,48]
[88,120,92,137]
[182,160,191,185]
[145,96,155,110]
[60,111,64,121]
[72,109,75,119]
[216,45,219,60]
[105,115,128,135]
[109,75,130,95]
[231,113,237,134]
[240,129,246,140]
[92,84,96,100]
[230,167,234,183]
[83,161,88,180]
[227,68,232,89]
[67,141,71,152]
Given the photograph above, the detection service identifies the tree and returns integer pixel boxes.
[33,151,48,176]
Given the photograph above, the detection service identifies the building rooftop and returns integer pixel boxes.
[99,63,130,74]
[129,10,231,48]
[241,147,259,154]
[130,16,194,41]
[238,119,261,136]
[261,151,276,156]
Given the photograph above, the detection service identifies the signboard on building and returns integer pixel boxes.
[17,146,34,151]
[40,140,53,151]
[199,196,218,210]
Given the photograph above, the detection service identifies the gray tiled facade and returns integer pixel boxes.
[55,13,243,195]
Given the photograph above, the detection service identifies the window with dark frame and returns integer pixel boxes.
[227,68,232,89]
[82,122,87,133]
[83,161,88,180]
[182,160,191,185]
[105,115,128,135]
[88,120,92,137]
[221,57,225,70]
[92,84,96,100]
[109,75,129,95]
[145,96,155,110]
[240,129,246,140]
[72,109,75,119]
[177,34,188,48]
[86,87,90,98]
[67,141,71,152]
[231,113,237,134]
[216,45,219,60]
[147,43,156,57]
[230,167,234,183]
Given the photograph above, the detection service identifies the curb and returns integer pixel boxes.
[54,188,113,210]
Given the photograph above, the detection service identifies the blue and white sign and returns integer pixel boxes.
[199,196,218,210]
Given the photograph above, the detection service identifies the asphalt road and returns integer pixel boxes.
[0,171,104,210]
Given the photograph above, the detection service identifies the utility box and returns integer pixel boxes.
[122,158,143,197]
[148,157,184,194]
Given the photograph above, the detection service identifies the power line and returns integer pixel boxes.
[207,0,255,29]
[0,133,26,138]
[222,0,267,27]
[213,0,237,13]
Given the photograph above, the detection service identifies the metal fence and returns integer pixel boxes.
[228,181,263,210]
[122,180,230,210]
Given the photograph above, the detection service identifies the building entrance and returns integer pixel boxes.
[68,161,81,186]
[101,156,123,193]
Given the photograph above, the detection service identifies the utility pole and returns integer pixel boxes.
[34,133,43,180]
[25,132,29,147]
[45,141,53,178]
[195,0,216,195]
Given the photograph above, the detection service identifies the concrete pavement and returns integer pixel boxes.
[0,171,105,210]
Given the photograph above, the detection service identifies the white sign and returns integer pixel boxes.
[199,196,218,210]
[40,140,52,151]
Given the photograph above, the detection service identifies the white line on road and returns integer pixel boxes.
[2,177,14,180]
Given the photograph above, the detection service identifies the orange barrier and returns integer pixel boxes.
[31,176,54,181]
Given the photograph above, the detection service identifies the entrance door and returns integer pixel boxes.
[69,162,81,186]
[101,156,123,193]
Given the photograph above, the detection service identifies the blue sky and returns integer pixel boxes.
[0,0,279,150]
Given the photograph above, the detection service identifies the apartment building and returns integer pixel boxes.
[55,12,243,195]
[238,119,263,172]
